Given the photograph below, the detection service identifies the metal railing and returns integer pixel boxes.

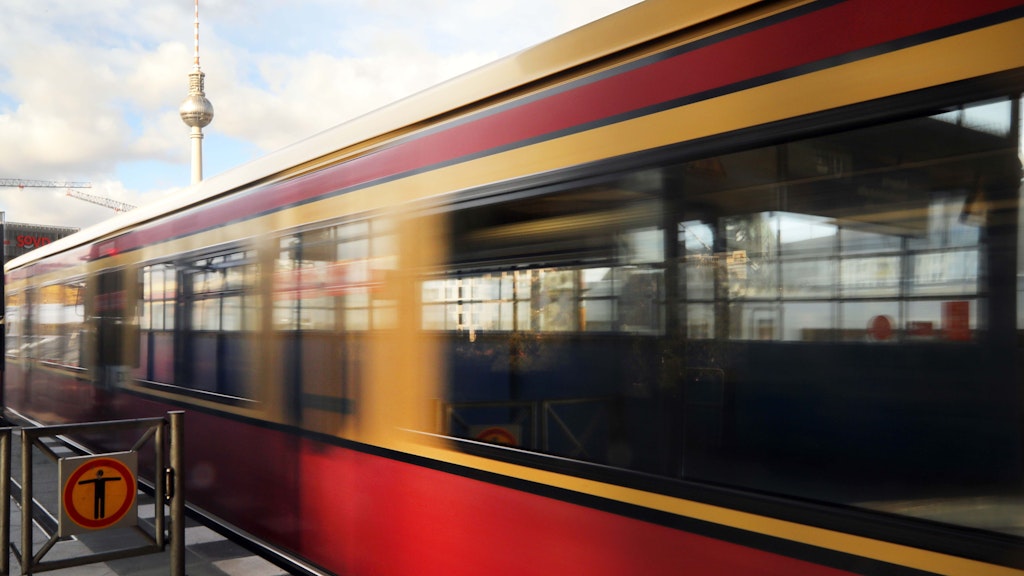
[0,411,185,576]
[444,397,611,458]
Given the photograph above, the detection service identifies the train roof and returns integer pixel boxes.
[5,0,761,272]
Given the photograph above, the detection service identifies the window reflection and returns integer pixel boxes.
[26,282,85,367]
[274,219,396,333]
[438,94,1023,537]
[189,251,258,332]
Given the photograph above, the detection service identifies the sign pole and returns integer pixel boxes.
[0,428,9,576]
[20,429,32,575]
[169,411,185,576]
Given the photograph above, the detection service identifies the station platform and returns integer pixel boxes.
[7,428,292,576]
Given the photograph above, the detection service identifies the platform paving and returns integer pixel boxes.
[5,429,292,576]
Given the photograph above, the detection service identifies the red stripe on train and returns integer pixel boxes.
[299,441,856,576]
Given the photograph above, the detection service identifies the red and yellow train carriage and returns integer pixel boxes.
[5,0,1024,574]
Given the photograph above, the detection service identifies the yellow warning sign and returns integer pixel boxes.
[59,452,138,537]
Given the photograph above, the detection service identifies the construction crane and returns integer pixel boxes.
[64,188,136,213]
[1,178,136,213]
[1,178,91,189]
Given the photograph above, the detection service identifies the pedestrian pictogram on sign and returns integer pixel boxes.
[59,452,138,537]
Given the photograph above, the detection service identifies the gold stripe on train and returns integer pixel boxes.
[404,440,1023,576]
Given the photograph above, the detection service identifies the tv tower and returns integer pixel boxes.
[179,0,214,185]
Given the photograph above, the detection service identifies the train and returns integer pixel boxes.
[4,0,1024,574]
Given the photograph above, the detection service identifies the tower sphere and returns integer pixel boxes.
[180,92,214,128]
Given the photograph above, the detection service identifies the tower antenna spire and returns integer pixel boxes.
[193,0,201,69]
[179,0,214,185]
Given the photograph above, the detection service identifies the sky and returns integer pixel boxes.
[0,0,640,230]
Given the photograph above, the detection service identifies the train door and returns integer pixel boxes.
[89,267,138,390]
[273,227,355,430]
[271,217,405,439]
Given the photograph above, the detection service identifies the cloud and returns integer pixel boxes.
[208,48,498,153]
[0,0,639,229]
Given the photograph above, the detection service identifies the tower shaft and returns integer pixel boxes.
[189,126,204,184]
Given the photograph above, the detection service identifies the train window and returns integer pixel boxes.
[4,290,23,357]
[274,219,396,333]
[35,281,85,367]
[440,94,1023,535]
[34,285,63,362]
[189,252,259,332]
[421,273,520,332]
[437,187,665,335]
[181,249,259,398]
[275,229,340,331]
[439,183,666,450]
[138,263,176,383]
[22,288,37,360]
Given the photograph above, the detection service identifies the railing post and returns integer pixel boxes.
[20,429,31,576]
[169,411,185,576]
[0,428,9,576]
[154,419,166,551]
